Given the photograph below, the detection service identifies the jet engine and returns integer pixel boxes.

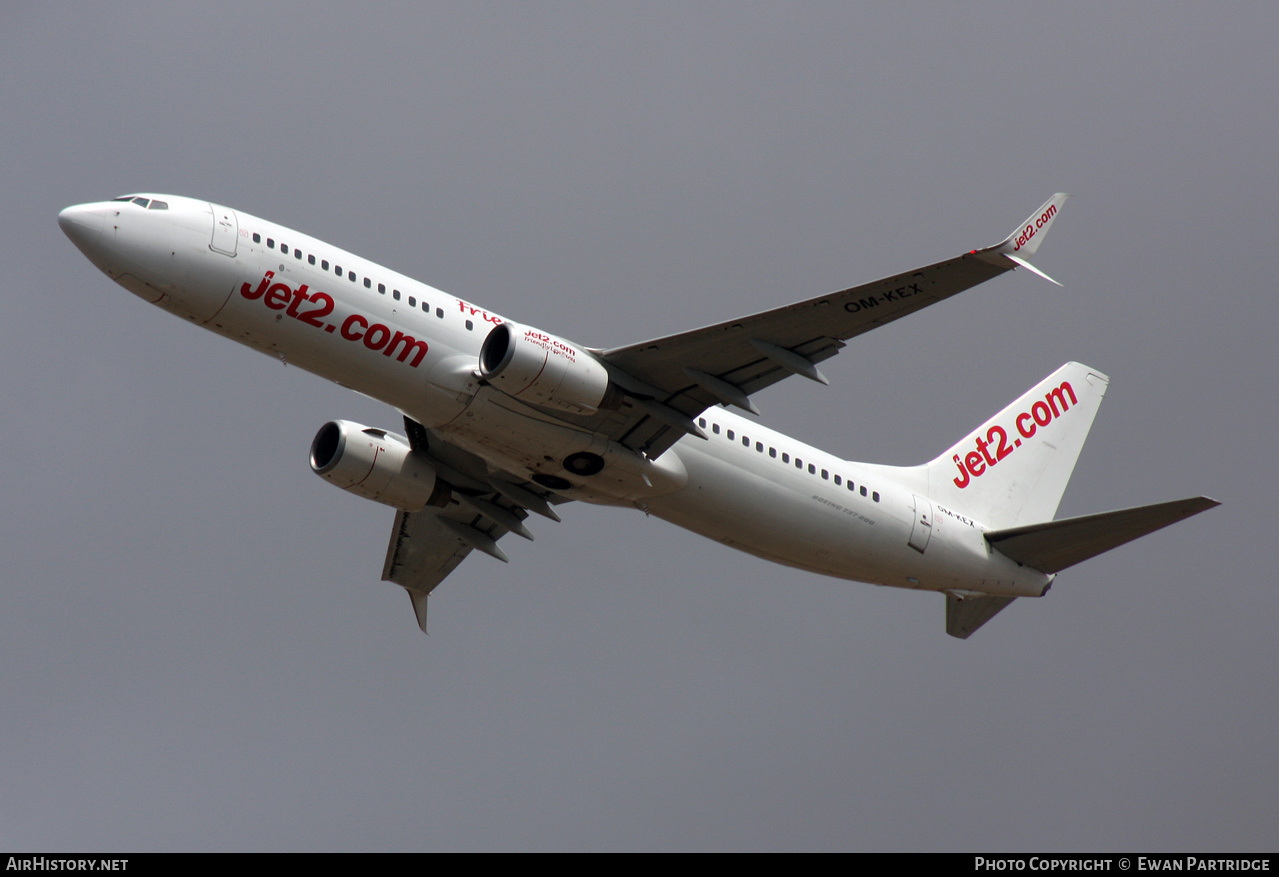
[309,420,448,510]
[478,322,619,415]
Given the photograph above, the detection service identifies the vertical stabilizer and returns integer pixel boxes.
[922,362,1109,529]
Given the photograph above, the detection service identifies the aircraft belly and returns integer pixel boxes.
[652,441,1049,596]
[435,388,688,504]
[439,388,598,472]
[909,514,1049,597]
[649,442,905,582]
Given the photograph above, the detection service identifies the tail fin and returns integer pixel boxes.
[922,362,1110,529]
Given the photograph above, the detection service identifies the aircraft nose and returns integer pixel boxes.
[58,203,107,253]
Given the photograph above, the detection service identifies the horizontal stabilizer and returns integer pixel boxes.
[985,496,1220,574]
[945,592,1016,640]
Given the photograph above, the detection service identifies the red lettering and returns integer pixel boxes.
[383,331,429,367]
[240,272,273,300]
[285,284,310,318]
[954,376,1078,485]
[1013,223,1041,252]
[975,434,997,467]
[363,323,391,351]
[1017,412,1036,438]
[340,313,367,341]
[965,451,985,477]
[987,425,1012,462]
[294,291,332,327]
[264,282,292,311]
[1045,381,1077,416]
[1032,400,1052,427]
[242,272,436,371]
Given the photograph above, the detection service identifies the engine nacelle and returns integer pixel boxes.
[309,420,447,510]
[478,322,617,415]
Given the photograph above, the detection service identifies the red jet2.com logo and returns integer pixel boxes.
[951,381,1077,489]
[240,271,428,367]
[1011,202,1058,252]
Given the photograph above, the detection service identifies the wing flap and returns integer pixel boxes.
[381,426,566,633]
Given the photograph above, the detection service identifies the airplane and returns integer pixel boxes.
[57,192,1218,639]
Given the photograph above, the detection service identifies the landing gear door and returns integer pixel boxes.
[209,203,238,257]
[909,495,933,554]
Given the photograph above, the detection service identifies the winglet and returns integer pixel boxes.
[975,193,1069,284]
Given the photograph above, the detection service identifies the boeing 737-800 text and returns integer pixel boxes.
[58,193,1217,638]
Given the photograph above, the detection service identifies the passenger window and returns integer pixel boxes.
[348,271,356,282]
[267,239,275,248]
[422,302,429,312]
[409,297,416,307]
[808,464,816,475]
[782,453,789,463]
[364,278,371,288]
[334,264,341,275]
[699,418,706,428]
[465,320,473,330]
[308,255,315,265]
[821,469,829,480]
[393,290,400,301]
[712,424,720,435]
[756,442,763,452]
[436,308,443,318]
[281,244,288,254]
[378,283,386,294]
[252,233,261,243]
[769,447,776,458]
[322,260,329,270]
[834,475,841,485]
[848,481,855,491]
[860,486,868,497]
[295,250,302,260]
[727,430,735,441]
[795,458,803,469]
[872,492,880,502]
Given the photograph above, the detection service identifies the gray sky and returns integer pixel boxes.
[3,2,1274,851]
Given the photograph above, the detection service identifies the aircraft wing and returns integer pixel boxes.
[382,418,564,633]
[580,195,1068,459]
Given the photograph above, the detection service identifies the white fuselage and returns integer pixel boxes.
[59,194,1049,600]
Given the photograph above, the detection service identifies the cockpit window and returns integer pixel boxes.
[131,197,151,208]
[112,196,135,202]
[148,200,168,210]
